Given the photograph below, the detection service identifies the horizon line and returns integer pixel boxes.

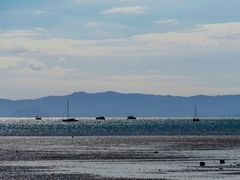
[1,91,240,101]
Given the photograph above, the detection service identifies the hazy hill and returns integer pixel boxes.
[0,91,240,117]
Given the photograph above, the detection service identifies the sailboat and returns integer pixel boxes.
[62,100,78,122]
[193,105,200,122]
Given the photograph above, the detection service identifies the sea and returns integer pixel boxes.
[1,118,240,179]
[0,117,240,136]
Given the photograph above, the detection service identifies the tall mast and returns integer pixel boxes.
[194,105,197,118]
[67,100,69,119]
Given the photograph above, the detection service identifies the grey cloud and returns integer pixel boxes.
[27,61,45,71]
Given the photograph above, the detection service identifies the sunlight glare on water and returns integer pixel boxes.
[0,117,240,136]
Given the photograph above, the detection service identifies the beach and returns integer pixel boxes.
[0,136,240,179]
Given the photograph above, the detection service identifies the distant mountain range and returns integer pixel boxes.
[0,91,240,117]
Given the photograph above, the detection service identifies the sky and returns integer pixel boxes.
[1,0,240,99]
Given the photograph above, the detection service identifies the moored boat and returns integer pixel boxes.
[127,115,136,120]
[35,116,42,120]
[96,116,106,120]
[62,100,78,122]
[193,105,200,122]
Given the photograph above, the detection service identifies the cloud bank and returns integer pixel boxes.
[1,22,240,59]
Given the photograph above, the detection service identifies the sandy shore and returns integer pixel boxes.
[0,136,240,179]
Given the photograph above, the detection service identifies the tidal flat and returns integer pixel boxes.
[0,136,240,179]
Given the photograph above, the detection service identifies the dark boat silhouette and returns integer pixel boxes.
[62,118,78,122]
[96,116,106,120]
[127,115,137,120]
[193,105,200,122]
[62,100,78,122]
[35,116,42,120]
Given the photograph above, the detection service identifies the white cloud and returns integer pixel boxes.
[0,56,28,70]
[101,6,147,14]
[85,22,99,27]
[154,19,178,25]
[49,66,75,75]
[0,55,74,76]
[1,22,240,59]
[33,27,48,32]
[84,21,110,27]
[196,23,240,38]
[132,22,240,50]
[0,30,40,38]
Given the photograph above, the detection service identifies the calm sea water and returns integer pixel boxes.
[0,117,240,136]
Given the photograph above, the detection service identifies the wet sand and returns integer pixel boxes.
[0,136,240,179]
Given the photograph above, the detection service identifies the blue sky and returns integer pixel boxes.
[1,0,240,99]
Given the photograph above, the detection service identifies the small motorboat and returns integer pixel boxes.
[35,116,42,120]
[127,115,137,120]
[96,116,106,120]
[193,118,200,122]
